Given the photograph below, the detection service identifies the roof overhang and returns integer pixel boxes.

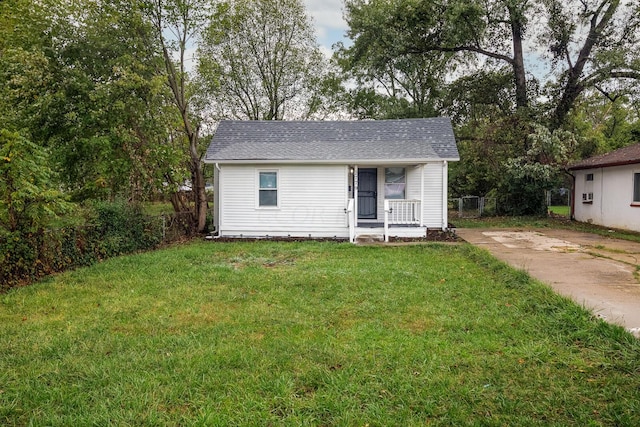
[204,157,460,165]
[568,159,640,171]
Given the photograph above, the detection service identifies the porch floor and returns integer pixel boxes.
[357,222,421,228]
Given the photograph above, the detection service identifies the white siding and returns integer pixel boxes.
[406,166,422,200]
[421,163,444,227]
[218,164,349,237]
[573,165,640,232]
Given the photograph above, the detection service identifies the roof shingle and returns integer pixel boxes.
[204,118,459,163]
[568,142,640,170]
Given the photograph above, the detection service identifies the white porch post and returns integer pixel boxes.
[384,199,390,242]
[420,164,425,227]
[442,161,448,230]
[354,165,359,228]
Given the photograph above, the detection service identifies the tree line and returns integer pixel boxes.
[2,0,640,241]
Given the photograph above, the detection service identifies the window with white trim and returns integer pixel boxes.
[583,172,594,203]
[633,173,640,203]
[258,171,278,207]
[384,167,405,199]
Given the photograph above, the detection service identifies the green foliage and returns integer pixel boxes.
[442,69,518,123]
[496,161,551,216]
[566,94,640,158]
[44,0,183,202]
[493,124,582,215]
[1,0,189,206]
[451,117,581,215]
[90,200,163,258]
[0,129,71,232]
[336,0,450,119]
[0,201,165,291]
[341,0,639,216]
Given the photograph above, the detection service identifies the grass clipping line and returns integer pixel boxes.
[1,241,639,425]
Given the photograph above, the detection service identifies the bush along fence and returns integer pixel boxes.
[0,204,197,292]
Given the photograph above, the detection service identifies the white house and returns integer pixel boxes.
[204,118,459,242]
[568,142,640,232]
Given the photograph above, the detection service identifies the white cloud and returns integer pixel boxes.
[304,0,348,52]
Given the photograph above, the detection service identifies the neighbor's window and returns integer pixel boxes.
[634,173,640,203]
[586,173,594,181]
[258,171,278,207]
[385,167,405,199]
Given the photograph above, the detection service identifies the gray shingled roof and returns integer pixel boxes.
[204,118,459,163]
[568,142,640,170]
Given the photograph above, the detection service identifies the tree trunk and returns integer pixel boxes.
[509,5,528,110]
[189,131,208,233]
[153,4,208,233]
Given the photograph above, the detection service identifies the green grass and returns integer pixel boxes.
[142,201,175,216]
[2,241,639,425]
[548,205,570,216]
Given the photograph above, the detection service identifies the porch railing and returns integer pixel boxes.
[384,199,421,242]
[387,199,421,225]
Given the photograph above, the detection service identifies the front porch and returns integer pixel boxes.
[346,199,427,243]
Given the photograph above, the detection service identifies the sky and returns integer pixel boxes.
[303,0,349,58]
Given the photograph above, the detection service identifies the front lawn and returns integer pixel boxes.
[1,241,639,425]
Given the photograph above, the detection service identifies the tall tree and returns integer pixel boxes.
[542,0,640,127]
[341,0,640,125]
[0,0,72,229]
[142,0,210,231]
[341,0,533,114]
[44,0,183,202]
[1,0,186,203]
[197,0,325,120]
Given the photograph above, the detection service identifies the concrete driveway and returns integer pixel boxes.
[456,228,640,337]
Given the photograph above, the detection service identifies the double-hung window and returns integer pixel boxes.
[258,171,278,207]
[384,167,406,199]
[633,173,640,204]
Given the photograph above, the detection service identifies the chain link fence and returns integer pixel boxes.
[449,196,497,218]
[450,189,571,218]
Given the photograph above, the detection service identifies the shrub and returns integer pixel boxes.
[0,201,167,291]
[91,200,162,258]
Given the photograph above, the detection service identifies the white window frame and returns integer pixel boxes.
[384,167,406,200]
[256,169,279,208]
[583,171,594,204]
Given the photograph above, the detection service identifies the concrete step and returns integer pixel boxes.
[355,234,384,243]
